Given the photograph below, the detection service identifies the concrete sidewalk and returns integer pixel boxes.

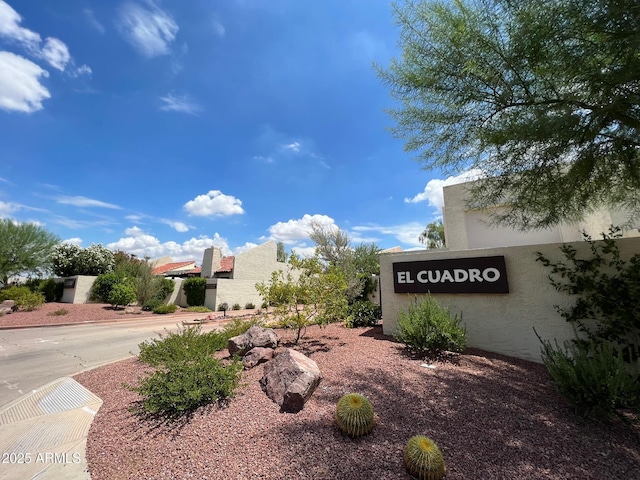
[0,377,102,480]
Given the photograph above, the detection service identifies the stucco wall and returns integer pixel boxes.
[232,240,287,282]
[61,275,97,304]
[380,237,640,363]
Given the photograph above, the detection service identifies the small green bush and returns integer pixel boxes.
[244,302,255,310]
[158,278,175,300]
[91,272,130,303]
[261,300,269,309]
[345,300,381,328]
[183,277,206,306]
[218,302,229,312]
[142,298,162,312]
[39,278,64,302]
[394,295,466,356]
[153,304,178,314]
[538,334,640,420]
[0,286,45,311]
[232,303,241,310]
[138,325,226,366]
[108,283,137,309]
[48,308,69,316]
[184,306,211,313]
[219,318,263,341]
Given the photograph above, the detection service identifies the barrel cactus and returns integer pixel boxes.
[335,393,375,437]
[403,435,446,480]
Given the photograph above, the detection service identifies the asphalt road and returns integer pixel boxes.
[0,317,225,409]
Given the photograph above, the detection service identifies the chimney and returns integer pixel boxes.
[201,246,222,278]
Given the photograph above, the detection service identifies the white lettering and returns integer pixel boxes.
[482,267,500,282]
[453,269,468,282]
[440,270,454,282]
[397,272,406,284]
[469,269,482,282]
[417,270,429,283]
[405,272,414,283]
[428,270,441,283]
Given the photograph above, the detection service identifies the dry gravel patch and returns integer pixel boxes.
[75,324,640,480]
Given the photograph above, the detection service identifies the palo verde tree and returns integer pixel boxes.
[378,0,640,229]
[0,219,60,285]
[419,219,445,249]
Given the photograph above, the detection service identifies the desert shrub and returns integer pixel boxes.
[183,277,206,307]
[244,302,255,310]
[261,300,269,309]
[109,283,136,309]
[39,278,63,302]
[184,306,211,313]
[538,333,640,420]
[153,304,178,314]
[158,278,175,300]
[0,286,44,311]
[219,318,263,341]
[131,325,243,419]
[48,308,69,316]
[218,302,229,312]
[232,303,241,310]
[345,300,381,328]
[23,277,43,293]
[142,298,162,312]
[91,272,130,303]
[394,295,466,356]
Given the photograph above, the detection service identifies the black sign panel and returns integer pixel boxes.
[63,278,76,289]
[393,255,509,294]
[205,283,217,290]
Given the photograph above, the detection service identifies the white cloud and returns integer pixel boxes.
[41,37,70,71]
[107,229,232,261]
[353,222,427,248]
[184,190,244,217]
[405,169,484,211]
[0,200,19,217]
[71,64,92,77]
[267,213,336,245]
[117,1,178,58]
[84,9,105,34]
[159,93,202,114]
[56,195,122,209]
[253,155,274,164]
[0,51,50,113]
[0,0,41,52]
[233,242,258,255]
[281,142,301,153]
[162,219,189,232]
[62,237,83,246]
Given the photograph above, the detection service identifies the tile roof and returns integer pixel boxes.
[217,256,234,272]
[151,261,195,275]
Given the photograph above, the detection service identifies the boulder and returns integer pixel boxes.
[259,349,322,413]
[243,347,274,369]
[228,325,279,356]
[0,300,15,315]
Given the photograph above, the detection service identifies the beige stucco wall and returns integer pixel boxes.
[232,240,287,281]
[61,275,97,304]
[380,237,640,363]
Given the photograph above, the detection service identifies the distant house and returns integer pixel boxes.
[151,260,200,278]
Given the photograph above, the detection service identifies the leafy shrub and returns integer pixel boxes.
[394,295,466,356]
[232,303,241,310]
[345,300,381,328]
[218,302,229,312]
[183,277,206,307]
[261,300,269,309]
[40,278,63,302]
[23,277,43,293]
[91,272,130,303]
[537,334,640,420]
[184,306,211,313]
[142,298,162,312]
[131,325,243,419]
[158,278,175,300]
[0,286,44,311]
[52,243,115,277]
[153,304,178,314]
[244,302,255,310]
[219,318,263,341]
[109,283,136,309]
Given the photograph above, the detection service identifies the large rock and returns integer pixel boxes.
[260,349,322,413]
[228,325,279,356]
[243,347,274,369]
[0,300,15,315]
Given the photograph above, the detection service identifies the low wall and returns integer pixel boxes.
[60,275,97,304]
[380,237,640,363]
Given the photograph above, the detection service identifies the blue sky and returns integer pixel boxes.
[0,0,469,262]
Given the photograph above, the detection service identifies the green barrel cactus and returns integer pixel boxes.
[335,393,375,437]
[403,435,446,480]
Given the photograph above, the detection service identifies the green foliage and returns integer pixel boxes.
[0,220,60,285]
[39,278,64,302]
[113,251,147,278]
[91,272,130,303]
[537,333,640,420]
[378,0,640,229]
[244,302,255,310]
[419,219,445,249]
[219,318,263,340]
[276,241,287,262]
[48,308,69,316]
[131,325,244,419]
[232,303,241,310]
[403,435,447,480]
[345,300,381,328]
[142,298,162,312]
[184,306,211,313]
[158,278,175,300]
[0,286,45,311]
[52,243,114,277]
[218,302,229,312]
[536,227,640,361]
[152,304,178,314]
[395,295,466,356]
[335,393,375,437]
[256,254,348,344]
[108,283,136,309]
[183,277,206,307]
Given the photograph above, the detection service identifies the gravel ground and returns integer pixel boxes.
[75,323,640,480]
